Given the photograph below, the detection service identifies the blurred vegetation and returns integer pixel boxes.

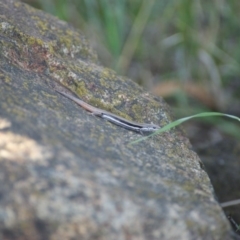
[22,0,240,123]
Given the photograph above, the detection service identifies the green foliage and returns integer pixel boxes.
[23,0,240,82]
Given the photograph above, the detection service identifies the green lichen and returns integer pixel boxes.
[0,74,11,84]
[100,68,117,81]
[75,81,87,97]
[23,81,30,90]
[59,35,75,49]
[13,1,21,8]
[36,20,49,32]
[26,36,44,46]
[131,104,143,121]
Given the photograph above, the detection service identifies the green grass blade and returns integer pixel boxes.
[115,0,156,73]
[129,112,240,145]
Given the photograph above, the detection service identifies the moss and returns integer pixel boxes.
[131,104,143,121]
[58,35,74,49]
[26,36,44,46]
[75,81,87,97]
[13,1,21,8]
[1,75,12,84]
[36,20,49,32]
[23,81,30,90]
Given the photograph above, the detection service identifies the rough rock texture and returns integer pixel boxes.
[0,0,235,239]
[196,134,240,230]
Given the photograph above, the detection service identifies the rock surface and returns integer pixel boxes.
[0,0,234,239]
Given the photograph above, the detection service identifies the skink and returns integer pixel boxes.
[56,89,160,134]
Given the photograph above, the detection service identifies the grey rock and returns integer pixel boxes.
[0,0,234,239]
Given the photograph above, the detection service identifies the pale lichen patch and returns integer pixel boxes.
[0,132,52,163]
[0,118,11,130]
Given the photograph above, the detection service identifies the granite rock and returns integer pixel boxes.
[0,0,234,239]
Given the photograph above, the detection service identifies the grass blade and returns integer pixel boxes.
[129,112,240,145]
